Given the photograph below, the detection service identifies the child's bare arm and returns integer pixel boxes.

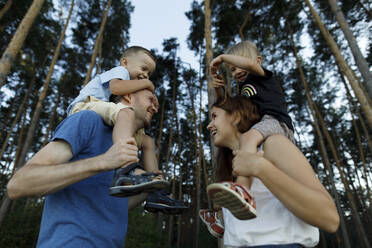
[211,54,265,77]
[110,79,155,95]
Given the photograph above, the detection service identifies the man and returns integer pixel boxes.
[7,89,161,247]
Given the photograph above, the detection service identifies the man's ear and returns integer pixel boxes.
[256,56,262,65]
[122,94,133,104]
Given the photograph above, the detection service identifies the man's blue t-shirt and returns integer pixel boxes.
[36,111,129,248]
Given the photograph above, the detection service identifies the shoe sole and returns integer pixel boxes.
[110,181,169,197]
[199,212,224,239]
[145,202,188,215]
[207,183,256,220]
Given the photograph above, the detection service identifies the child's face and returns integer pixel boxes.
[230,66,249,83]
[121,52,156,80]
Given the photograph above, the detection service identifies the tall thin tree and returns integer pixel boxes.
[0,0,45,88]
[327,0,372,98]
[304,0,372,129]
[83,0,112,85]
[0,0,74,226]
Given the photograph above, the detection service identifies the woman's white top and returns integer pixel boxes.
[222,178,319,247]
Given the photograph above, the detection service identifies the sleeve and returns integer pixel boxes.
[100,66,130,88]
[51,111,101,156]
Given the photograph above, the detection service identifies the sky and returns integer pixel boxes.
[127,0,199,69]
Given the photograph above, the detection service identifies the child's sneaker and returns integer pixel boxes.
[144,190,188,215]
[199,209,224,238]
[110,163,169,197]
[207,182,256,220]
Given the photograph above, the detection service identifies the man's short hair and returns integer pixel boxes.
[109,94,122,104]
[120,46,156,63]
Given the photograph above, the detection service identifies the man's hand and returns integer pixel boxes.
[232,150,266,177]
[100,138,139,171]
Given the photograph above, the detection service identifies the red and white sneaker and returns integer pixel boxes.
[207,182,256,220]
[199,209,224,238]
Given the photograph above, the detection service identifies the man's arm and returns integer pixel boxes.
[7,138,139,199]
[110,79,154,95]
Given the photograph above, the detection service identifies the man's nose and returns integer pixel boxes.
[151,104,158,113]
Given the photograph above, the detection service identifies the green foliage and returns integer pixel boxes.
[126,207,166,248]
[0,199,43,247]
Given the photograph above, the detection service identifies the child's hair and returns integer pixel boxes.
[212,95,261,182]
[226,41,261,59]
[121,46,156,63]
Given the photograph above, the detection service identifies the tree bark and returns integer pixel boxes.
[0,0,12,20]
[16,0,73,169]
[327,0,372,99]
[0,0,45,88]
[0,76,35,161]
[304,0,372,129]
[285,16,352,248]
[83,0,112,85]
[185,72,201,248]
[42,92,61,147]
[156,89,166,163]
[0,1,74,226]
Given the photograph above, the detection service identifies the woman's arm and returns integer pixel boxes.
[232,135,340,232]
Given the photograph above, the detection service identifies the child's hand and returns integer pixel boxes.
[210,55,224,79]
[143,79,155,93]
[232,150,266,177]
[212,74,225,88]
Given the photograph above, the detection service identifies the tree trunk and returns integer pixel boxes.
[285,17,352,248]
[304,0,372,129]
[185,73,201,248]
[156,89,166,163]
[327,0,372,99]
[42,92,61,147]
[0,1,74,227]
[314,103,371,248]
[340,70,372,155]
[16,0,73,169]
[0,75,35,161]
[176,166,183,248]
[0,96,14,140]
[204,0,217,175]
[0,0,12,20]
[83,0,112,85]
[238,6,251,41]
[0,0,45,88]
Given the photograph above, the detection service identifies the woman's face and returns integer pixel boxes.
[207,106,237,147]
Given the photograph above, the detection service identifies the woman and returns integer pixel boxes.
[203,95,339,247]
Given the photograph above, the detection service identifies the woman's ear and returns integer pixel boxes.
[232,112,241,126]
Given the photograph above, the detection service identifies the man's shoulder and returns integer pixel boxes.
[67,110,103,123]
[57,111,104,133]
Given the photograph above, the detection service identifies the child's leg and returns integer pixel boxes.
[140,133,159,173]
[237,128,264,189]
